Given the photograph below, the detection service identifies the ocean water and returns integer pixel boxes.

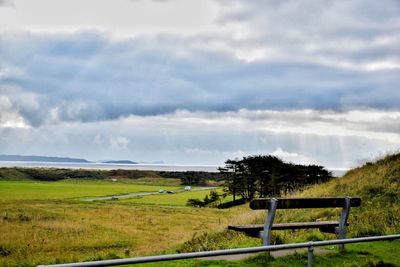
[0,161,220,172]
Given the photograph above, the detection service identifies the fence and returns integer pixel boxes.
[38,234,400,267]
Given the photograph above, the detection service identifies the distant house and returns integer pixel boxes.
[184,186,191,191]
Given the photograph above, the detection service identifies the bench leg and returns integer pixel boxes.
[262,198,277,246]
[338,197,351,252]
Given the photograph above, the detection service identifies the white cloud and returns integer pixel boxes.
[0,0,218,35]
[0,30,399,129]
[0,95,29,128]
[0,1,399,167]
[93,134,105,145]
[109,136,131,150]
[271,147,312,165]
[214,0,400,69]
[0,109,398,167]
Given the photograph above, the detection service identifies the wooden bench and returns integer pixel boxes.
[228,197,361,250]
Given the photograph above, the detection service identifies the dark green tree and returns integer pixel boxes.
[219,155,332,201]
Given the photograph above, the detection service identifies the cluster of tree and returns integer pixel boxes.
[2,168,107,181]
[219,155,332,200]
[0,167,222,185]
[158,171,222,186]
[187,190,222,207]
[108,169,160,179]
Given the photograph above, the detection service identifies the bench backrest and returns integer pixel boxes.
[250,197,361,210]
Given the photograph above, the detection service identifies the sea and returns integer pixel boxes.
[0,161,348,176]
[0,161,220,172]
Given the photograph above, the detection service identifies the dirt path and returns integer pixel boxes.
[83,191,160,201]
[81,187,217,201]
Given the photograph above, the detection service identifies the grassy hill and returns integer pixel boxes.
[293,153,400,237]
[182,153,400,246]
[174,153,400,266]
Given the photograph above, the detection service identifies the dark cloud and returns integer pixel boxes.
[1,2,399,127]
[0,30,399,127]
[0,1,399,167]
[215,0,400,71]
[0,0,13,7]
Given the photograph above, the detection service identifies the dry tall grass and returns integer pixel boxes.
[259,153,400,243]
[0,196,255,266]
[178,153,400,251]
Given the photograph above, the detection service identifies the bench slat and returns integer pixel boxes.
[228,221,341,236]
[250,197,361,210]
[229,221,340,231]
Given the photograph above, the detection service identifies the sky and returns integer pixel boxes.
[0,0,399,168]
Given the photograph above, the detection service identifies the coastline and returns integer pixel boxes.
[0,161,220,172]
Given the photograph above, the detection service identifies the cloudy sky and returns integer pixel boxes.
[0,0,399,168]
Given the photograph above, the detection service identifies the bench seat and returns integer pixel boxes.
[228,221,344,237]
[228,197,361,250]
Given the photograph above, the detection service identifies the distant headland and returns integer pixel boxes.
[101,160,138,164]
[0,154,91,163]
[0,154,165,165]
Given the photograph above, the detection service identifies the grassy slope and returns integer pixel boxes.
[294,153,400,237]
[248,153,400,242]
[173,153,400,266]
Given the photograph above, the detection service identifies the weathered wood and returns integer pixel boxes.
[229,221,341,231]
[228,221,343,237]
[250,197,361,210]
[228,224,263,237]
[263,198,277,245]
[338,197,351,252]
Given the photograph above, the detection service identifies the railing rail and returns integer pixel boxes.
[37,234,400,267]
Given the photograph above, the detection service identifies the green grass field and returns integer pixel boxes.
[0,178,250,267]
[0,180,180,200]
[120,188,230,206]
[1,154,399,267]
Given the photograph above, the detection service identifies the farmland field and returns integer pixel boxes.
[120,188,230,206]
[0,180,180,200]
[0,178,254,267]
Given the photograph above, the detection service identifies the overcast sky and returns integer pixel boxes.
[0,0,399,168]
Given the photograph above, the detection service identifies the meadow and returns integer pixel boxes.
[0,177,254,266]
[1,154,399,267]
[0,179,180,200]
[120,188,229,206]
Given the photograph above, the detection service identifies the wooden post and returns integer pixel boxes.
[262,198,278,246]
[338,196,351,252]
